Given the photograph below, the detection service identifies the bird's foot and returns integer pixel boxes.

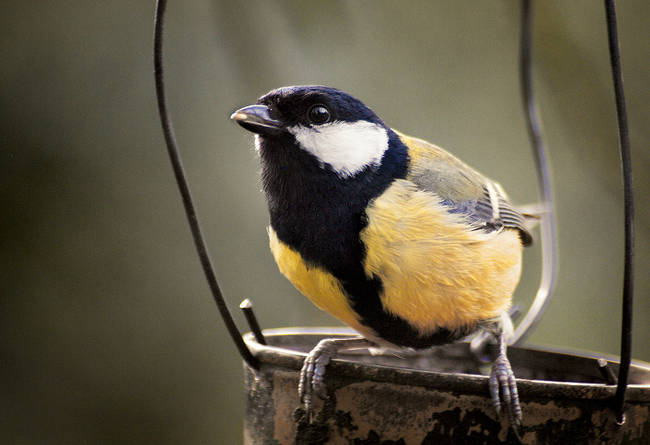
[298,337,369,422]
[489,350,522,431]
[478,312,522,439]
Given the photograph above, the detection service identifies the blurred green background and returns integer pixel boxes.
[1,1,648,443]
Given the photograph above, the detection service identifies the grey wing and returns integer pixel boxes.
[409,159,533,246]
[437,182,533,246]
[401,133,533,246]
[464,182,533,246]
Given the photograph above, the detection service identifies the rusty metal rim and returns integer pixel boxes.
[243,328,650,403]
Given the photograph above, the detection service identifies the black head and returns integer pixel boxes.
[259,85,384,128]
[231,86,393,178]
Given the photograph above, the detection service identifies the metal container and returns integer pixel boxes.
[243,328,650,444]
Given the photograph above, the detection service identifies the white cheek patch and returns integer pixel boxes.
[287,121,389,177]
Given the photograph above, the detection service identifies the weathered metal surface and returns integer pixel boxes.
[243,328,650,444]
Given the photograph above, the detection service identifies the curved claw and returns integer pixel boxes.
[298,339,341,420]
[490,353,522,430]
[298,337,369,422]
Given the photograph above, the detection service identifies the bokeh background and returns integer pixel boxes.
[2,1,648,443]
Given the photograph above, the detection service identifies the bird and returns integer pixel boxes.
[231,85,532,431]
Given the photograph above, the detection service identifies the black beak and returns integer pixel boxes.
[230,104,283,135]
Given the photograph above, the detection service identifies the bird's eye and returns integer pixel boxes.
[307,104,330,125]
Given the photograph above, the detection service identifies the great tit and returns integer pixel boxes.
[231,85,531,430]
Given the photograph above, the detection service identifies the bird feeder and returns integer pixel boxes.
[243,328,650,444]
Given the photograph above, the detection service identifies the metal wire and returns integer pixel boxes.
[512,0,558,346]
[153,0,259,369]
[603,0,635,424]
[240,299,267,345]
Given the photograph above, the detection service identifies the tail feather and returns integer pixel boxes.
[516,202,551,231]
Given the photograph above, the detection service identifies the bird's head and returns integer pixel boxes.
[231,86,394,178]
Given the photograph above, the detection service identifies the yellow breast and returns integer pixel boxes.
[360,179,522,335]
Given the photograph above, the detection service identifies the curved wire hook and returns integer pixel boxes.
[511,0,558,346]
[153,0,259,369]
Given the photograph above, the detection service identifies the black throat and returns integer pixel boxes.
[259,129,407,280]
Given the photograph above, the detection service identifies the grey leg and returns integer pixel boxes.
[486,315,523,432]
[299,337,372,420]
